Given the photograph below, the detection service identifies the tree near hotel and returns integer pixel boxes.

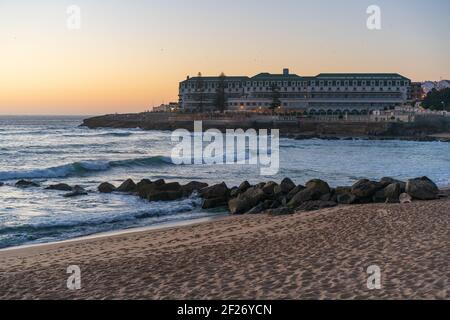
[214,72,227,113]
[422,88,450,111]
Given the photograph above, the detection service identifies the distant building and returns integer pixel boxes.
[422,80,450,94]
[179,69,411,114]
[153,102,179,112]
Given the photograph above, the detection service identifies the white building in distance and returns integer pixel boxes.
[179,69,411,115]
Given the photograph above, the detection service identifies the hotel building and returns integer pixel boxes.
[178,69,411,114]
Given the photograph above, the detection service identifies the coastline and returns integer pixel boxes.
[81,113,450,142]
[1,198,448,299]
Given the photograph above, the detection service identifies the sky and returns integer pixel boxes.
[0,0,449,115]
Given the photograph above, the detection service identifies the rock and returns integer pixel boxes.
[337,193,357,204]
[181,181,209,197]
[229,187,239,198]
[63,186,88,198]
[335,186,352,195]
[305,179,331,196]
[287,188,322,208]
[351,179,382,198]
[379,177,401,188]
[296,200,338,211]
[153,179,166,186]
[384,183,401,203]
[238,181,251,194]
[320,193,332,202]
[97,182,116,193]
[137,183,158,199]
[202,197,228,209]
[46,183,73,191]
[399,193,413,204]
[280,178,296,194]
[262,181,278,195]
[406,177,439,200]
[116,179,137,192]
[0,182,4,187]
[228,198,249,215]
[372,189,387,203]
[267,207,295,216]
[228,187,266,214]
[147,190,183,202]
[157,182,182,192]
[286,185,305,201]
[245,203,265,215]
[16,180,40,188]
[200,182,229,199]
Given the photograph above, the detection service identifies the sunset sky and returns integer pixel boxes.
[1,0,449,115]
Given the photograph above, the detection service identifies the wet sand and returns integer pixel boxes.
[0,198,449,300]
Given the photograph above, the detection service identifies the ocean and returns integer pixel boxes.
[0,115,449,249]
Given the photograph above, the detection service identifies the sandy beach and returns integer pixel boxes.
[0,198,448,300]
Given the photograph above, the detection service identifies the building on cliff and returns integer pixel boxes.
[178,69,411,115]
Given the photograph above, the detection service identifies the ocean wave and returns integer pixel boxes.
[62,131,135,138]
[0,155,174,181]
[0,197,201,236]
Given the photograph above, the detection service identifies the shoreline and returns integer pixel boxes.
[0,214,227,254]
[81,113,450,142]
[1,198,448,299]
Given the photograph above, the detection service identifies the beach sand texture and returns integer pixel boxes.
[0,198,448,300]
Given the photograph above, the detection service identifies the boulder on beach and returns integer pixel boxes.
[202,197,228,209]
[228,187,267,215]
[46,183,73,192]
[63,186,88,198]
[351,179,382,198]
[287,180,330,208]
[280,178,296,194]
[399,193,413,204]
[406,177,439,200]
[98,182,116,193]
[181,181,209,197]
[245,203,266,215]
[384,183,402,203]
[16,180,40,188]
[262,181,278,195]
[337,193,357,205]
[305,179,331,196]
[116,179,137,192]
[286,185,305,201]
[200,182,229,200]
[147,190,183,202]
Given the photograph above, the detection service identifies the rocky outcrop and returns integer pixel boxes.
[98,182,116,193]
[406,177,439,200]
[92,176,443,216]
[16,180,40,188]
[46,183,73,191]
[351,179,382,198]
[63,186,88,198]
[116,179,137,193]
[181,181,209,197]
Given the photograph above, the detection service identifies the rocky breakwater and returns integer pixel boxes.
[96,176,447,216]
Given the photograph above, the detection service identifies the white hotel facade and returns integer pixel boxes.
[178,69,411,114]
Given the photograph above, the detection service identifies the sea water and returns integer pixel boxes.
[0,115,449,248]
